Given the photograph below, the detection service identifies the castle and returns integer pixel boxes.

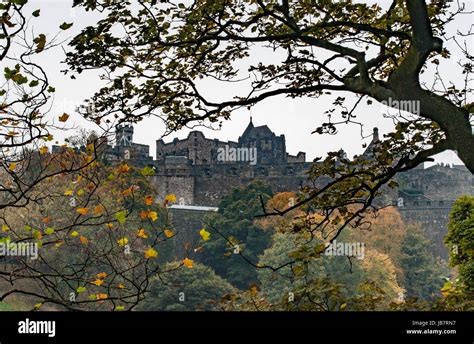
[104,120,473,259]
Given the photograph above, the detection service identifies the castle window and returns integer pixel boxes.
[427,201,431,206]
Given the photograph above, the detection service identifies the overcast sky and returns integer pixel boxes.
[20,0,473,166]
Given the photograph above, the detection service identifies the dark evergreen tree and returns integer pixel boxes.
[199,181,273,289]
[400,225,448,301]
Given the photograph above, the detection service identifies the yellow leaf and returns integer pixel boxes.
[92,279,104,286]
[164,229,174,238]
[117,237,129,247]
[115,306,125,311]
[164,194,177,204]
[58,113,69,122]
[8,162,17,171]
[182,258,194,269]
[64,189,74,196]
[39,146,48,155]
[117,283,126,289]
[148,211,158,222]
[77,207,89,215]
[199,228,211,241]
[144,247,158,259]
[137,228,148,239]
[77,189,85,196]
[144,195,154,206]
[70,231,79,237]
[96,272,107,279]
[2,224,9,232]
[340,303,347,310]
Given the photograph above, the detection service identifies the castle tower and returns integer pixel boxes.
[116,124,134,147]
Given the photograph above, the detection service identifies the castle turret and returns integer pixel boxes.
[116,124,134,146]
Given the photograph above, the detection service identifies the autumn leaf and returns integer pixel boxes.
[148,211,158,222]
[70,231,79,237]
[64,189,74,196]
[182,258,194,268]
[164,194,177,204]
[199,228,211,241]
[144,195,154,205]
[144,247,158,259]
[115,306,125,311]
[1,224,9,232]
[79,236,89,245]
[8,162,17,171]
[39,146,48,155]
[96,293,108,300]
[164,229,174,238]
[117,237,129,247]
[92,279,104,286]
[121,187,133,197]
[118,164,130,173]
[96,272,108,279]
[105,223,113,230]
[58,113,69,122]
[139,210,148,220]
[77,208,89,216]
[94,204,105,215]
[137,228,148,239]
[117,283,126,289]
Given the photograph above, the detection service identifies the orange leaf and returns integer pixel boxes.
[118,164,130,173]
[77,208,89,216]
[79,236,89,245]
[144,195,154,206]
[94,205,105,215]
[58,113,69,122]
[182,258,194,269]
[139,210,148,220]
[164,229,174,238]
[96,272,107,279]
[92,279,104,286]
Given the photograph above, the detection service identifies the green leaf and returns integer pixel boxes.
[76,286,87,294]
[33,34,46,53]
[115,210,127,224]
[140,166,155,177]
[47,86,56,93]
[44,227,55,235]
[29,80,39,87]
[59,22,74,30]
[32,9,41,17]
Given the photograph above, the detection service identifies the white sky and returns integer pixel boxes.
[16,0,473,166]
